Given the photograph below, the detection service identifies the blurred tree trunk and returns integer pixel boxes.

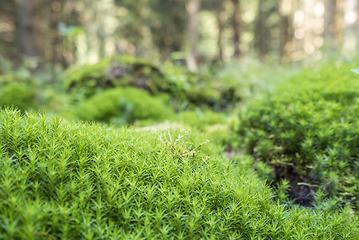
[334,0,345,45]
[255,0,267,57]
[216,0,224,62]
[17,0,38,57]
[279,0,292,64]
[324,0,336,39]
[279,15,290,63]
[232,0,241,59]
[254,0,277,58]
[0,0,18,64]
[50,0,68,73]
[186,0,201,72]
[63,1,80,65]
[324,0,345,46]
[96,12,106,59]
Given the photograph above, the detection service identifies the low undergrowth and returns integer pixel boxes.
[0,108,358,239]
[238,61,359,208]
[175,110,240,151]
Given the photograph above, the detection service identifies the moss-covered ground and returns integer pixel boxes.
[1,56,359,238]
[0,108,358,239]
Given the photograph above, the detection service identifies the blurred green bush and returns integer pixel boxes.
[238,61,359,207]
[64,56,168,98]
[75,87,174,125]
[64,55,245,109]
[0,70,37,111]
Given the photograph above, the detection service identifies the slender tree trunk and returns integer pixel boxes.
[186,0,201,72]
[324,0,336,39]
[279,0,292,64]
[17,0,38,57]
[216,0,224,62]
[50,0,67,75]
[232,0,241,59]
[65,0,80,64]
[97,16,106,59]
[279,15,290,63]
[98,32,105,59]
[334,0,345,45]
[255,0,267,57]
[50,0,60,68]
[1,0,18,64]
[94,8,106,60]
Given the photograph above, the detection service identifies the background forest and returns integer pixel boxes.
[1,0,358,69]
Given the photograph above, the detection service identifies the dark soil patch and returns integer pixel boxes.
[275,165,317,207]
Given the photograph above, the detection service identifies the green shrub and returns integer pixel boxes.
[215,57,297,101]
[238,62,359,206]
[0,72,37,111]
[0,108,358,239]
[64,56,171,99]
[75,87,174,125]
[64,55,247,109]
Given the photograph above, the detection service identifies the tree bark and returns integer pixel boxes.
[216,0,224,62]
[186,0,201,72]
[334,0,345,45]
[255,0,267,57]
[50,0,68,73]
[279,0,292,64]
[0,0,19,64]
[17,0,38,57]
[324,0,336,39]
[279,15,290,63]
[232,0,241,59]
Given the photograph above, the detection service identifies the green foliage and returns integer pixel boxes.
[0,107,358,239]
[64,55,246,109]
[216,58,297,100]
[0,70,37,111]
[175,110,241,150]
[64,56,171,100]
[75,87,173,125]
[238,62,359,205]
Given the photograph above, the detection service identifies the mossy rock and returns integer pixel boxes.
[0,108,357,239]
[64,56,243,109]
[64,56,170,99]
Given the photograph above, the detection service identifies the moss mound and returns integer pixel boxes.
[75,87,173,125]
[64,55,242,108]
[0,108,358,239]
[238,62,359,206]
[64,56,169,98]
[0,73,36,111]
